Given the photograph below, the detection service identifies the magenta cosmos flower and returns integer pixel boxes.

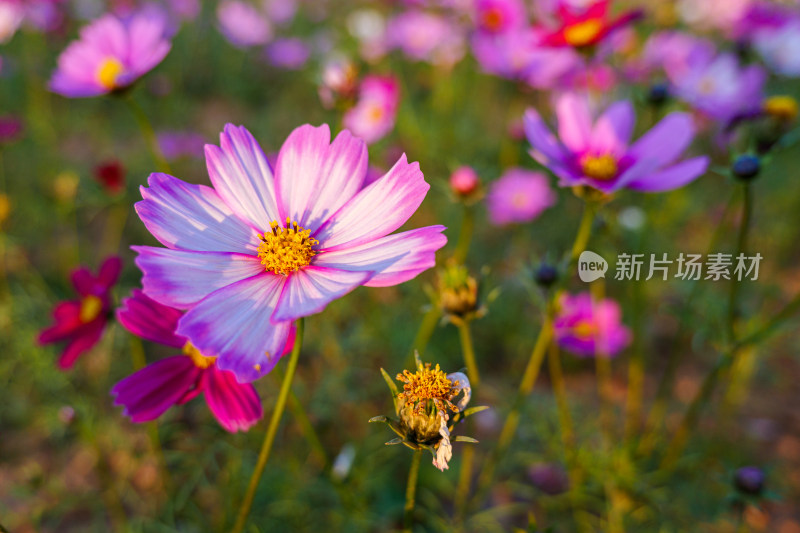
[553,292,630,357]
[343,76,400,145]
[112,290,276,432]
[49,12,171,98]
[39,256,121,369]
[524,94,709,193]
[134,124,446,382]
[486,168,555,226]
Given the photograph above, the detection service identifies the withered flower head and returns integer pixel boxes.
[437,263,481,322]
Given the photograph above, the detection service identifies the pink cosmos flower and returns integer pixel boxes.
[134,124,446,382]
[474,0,527,35]
[38,257,122,369]
[216,0,271,48]
[112,290,271,432]
[49,12,171,98]
[385,10,466,67]
[486,168,555,226]
[553,292,631,357]
[343,75,400,145]
[524,94,709,193]
[0,1,24,44]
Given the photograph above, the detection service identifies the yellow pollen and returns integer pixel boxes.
[257,217,318,275]
[482,7,504,32]
[572,320,598,340]
[763,95,799,122]
[79,295,103,323]
[397,363,458,415]
[563,19,604,48]
[96,57,125,90]
[581,154,618,181]
[182,342,217,369]
[368,104,385,123]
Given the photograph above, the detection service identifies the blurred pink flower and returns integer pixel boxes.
[0,115,22,143]
[157,130,206,160]
[385,10,466,67]
[0,1,24,44]
[38,257,122,369]
[486,168,555,226]
[343,75,400,144]
[111,290,275,432]
[450,166,480,197]
[217,0,271,48]
[553,292,631,358]
[49,12,171,97]
[265,38,311,70]
[524,93,709,193]
[474,0,527,35]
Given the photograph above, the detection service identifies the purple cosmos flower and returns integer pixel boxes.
[134,124,446,382]
[112,290,271,432]
[49,12,171,97]
[343,75,400,145]
[751,17,800,77]
[157,130,206,160]
[38,256,122,369]
[486,168,555,226]
[265,38,311,70]
[524,93,709,193]
[553,292,631,357]
[216,0,271,49]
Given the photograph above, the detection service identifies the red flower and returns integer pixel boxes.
[39,256,122,369]
[94,160,126,195]
[542,0,641,49]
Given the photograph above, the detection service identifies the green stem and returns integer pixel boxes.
[727,183,753,344]
[123,95,171,174]
[456,321,480,387]
[454,444,475,525]
[569,202,596,266]
[231,318,305,533]
[624,277,644,441]
[452,205,474,265]
[408,306,440,365]
[273,368,330,470]
[404,449,423,532]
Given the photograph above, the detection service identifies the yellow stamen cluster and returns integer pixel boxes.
[763,95,799,122]
[257,218,318,275]
[482,8,504,32]
[572,320,598,340]
[581,154,618,181]
[79,295,103,323]
[397,363,459,415]
[96,57,124,90]
[563,19,603,48]
[183,342,217,369]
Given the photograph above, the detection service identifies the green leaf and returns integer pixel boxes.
[369,415,387,423]
[455,436,479,443]
[385,438,403,445]
[463,405,490,417]
[380,367,400,413]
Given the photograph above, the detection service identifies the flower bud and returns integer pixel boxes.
[438,263,479,319]
[534,263,558,288]
[94,160,126,195]
[449,166,480,198]
[732,155,760,181]
[52,171,80,203]
[734,466,765,496]
[763,95,798,124]
[647,82,669,106]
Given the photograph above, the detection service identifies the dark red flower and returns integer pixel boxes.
[94,160,126,194]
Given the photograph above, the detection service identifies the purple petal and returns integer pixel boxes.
[136,172,259,253]
[590,100,634,156]
[111,356,201,423]
[134,246,265,309]
[313,154,429,250]
[58,321,104,369]
[177,274,291,383]
[314,226,447,287]
[272,266,371,322]
[524,108,570,166]
[203,366,263,432]
[117,289,185,348]
[625,156,709,192]
[627,112,695,168]
[205,124,281,231]
[275,125,368,233]
[555,93,592,152]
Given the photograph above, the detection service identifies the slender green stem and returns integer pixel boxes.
[404,449,423,532]
[549,340,575,462]
[408,306,440,365]
[569,202,596,266]
[727,183,753,344]
[123,95,171,174]
[454,444,475,524]
[624,277,644,441]
[456,321,480,387]
[452,205,474,265]
[231,318,305,533]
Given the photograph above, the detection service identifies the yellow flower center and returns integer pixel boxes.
[96,57,124,90]
[481,7,504,32]
[581,154,618,181]
[763,95,798,122]
[563,19,604,48]
[572,320,597,340]
[182,342,217,369]
[397,363,458,415]
[79,295,103,323]
[257,217,318,275]
[368,104,385,123]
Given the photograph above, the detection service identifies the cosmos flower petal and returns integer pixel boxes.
[314,154,429,250]
[126,13,171,75]
[432,417,453,472]
[177,274,291,383]
[57,321,104,369]
[205,124,281,229]
[272,266,372,322]
[275,125,368,233]
[447,372,472,412]
[38,302,82,344]
[590,100,634,156]
[555,93,592,152]
[134,247,265,309]
[117,289,186,348]
[70,268,98,296]
[625,156,709,193]
[627,112,695,168]
[97,256,123,288]
[136,172,259,253]
[203,366,263,432]
[112,356,201,423]
[524,108,570,166]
